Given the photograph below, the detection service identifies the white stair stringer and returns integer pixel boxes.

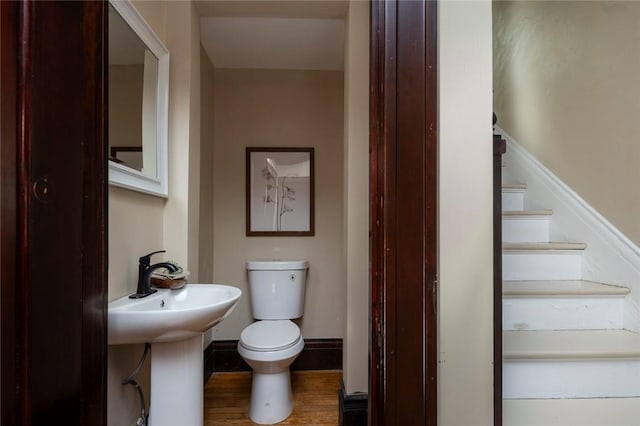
[503,243,585,281]
[504,330,640,399]
[503,280,629,331]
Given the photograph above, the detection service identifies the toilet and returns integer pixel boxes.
[238,260,308,424]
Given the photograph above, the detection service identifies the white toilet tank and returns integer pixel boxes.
[246,260,308,320]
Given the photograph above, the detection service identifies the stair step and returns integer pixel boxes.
[503,183,527,190]
[503,209,552,217]
[504,397,640,426]
[503,280,629,297]
[503,243,585,281]
[503,210,552,243]
[502,184,526,211]
[503,242,587,251]
[504,330,640,398]
[503,281,627,331]
[505,330,640,360]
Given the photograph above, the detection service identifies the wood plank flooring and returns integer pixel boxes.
[204,371,341,425]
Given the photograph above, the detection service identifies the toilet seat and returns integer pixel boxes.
[239,320,301,352]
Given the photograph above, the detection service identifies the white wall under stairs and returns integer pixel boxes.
[499,129,640,412]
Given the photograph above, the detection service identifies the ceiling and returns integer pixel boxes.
[196,0,347,71]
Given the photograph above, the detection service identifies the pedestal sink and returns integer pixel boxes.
[109,284,241,426]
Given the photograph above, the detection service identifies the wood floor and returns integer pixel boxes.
[204,371,341,425]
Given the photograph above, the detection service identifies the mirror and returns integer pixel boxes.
[108,0,169,197]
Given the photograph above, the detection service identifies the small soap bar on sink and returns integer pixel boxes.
[150,270,189,290]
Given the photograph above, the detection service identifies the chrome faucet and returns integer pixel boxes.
[129,250,179,299]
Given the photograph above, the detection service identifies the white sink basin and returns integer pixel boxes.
[108,284,241,345]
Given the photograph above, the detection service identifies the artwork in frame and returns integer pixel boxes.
[246,147,315,236]
[109,146,143,171]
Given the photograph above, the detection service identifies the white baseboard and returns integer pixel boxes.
[496,126,640,332]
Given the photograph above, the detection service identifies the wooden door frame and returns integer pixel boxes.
[4,0,443,423]
[1,2,107,423]
[493,130,506,426]
[0,2,19,422]
[369,1,438,424]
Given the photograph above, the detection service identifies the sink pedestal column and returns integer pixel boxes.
[148,334,204,426]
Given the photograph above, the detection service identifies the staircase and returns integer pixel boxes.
[501,167,640,425]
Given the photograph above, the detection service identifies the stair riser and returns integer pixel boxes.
[504,359,640,399]
[503,218,550,243]
[504,397,640,426]
[503,252,582,281]
[503,191,525,211]
[503,297,625,331]
[502,167,515,185]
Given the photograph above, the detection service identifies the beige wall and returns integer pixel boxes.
[108,2,203,425]
[163,1,201,280]
[199,47,215,282]
[439,1,494,424]
[108,186,164,426]
[108,3,168,425]
[342,0,369,395]
[109,64,144,155]
[108,188,165,301]
[131,0,166,41]
[187,3,202,282]
[494,1,640,245]
[210,69,345,339]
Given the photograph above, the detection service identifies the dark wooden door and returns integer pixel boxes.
[370,1,438,424]
[1,2,20,422]
[1,2,107,424]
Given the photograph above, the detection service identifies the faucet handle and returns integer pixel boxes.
[139,250,166,267]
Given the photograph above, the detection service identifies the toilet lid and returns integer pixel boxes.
[240,320,301,352]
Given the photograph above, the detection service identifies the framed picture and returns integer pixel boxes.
[109,146,143,171]
[246,147,314,236]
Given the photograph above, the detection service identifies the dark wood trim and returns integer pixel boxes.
[109,145,142,165]
[292,338,342,370]
[493,130,506,426]
[5,2,107,423]
[17,2,33,422]
[368,1,385,422]
[80,2,107,423]
[208,340,247,373]
[339,380,368,426]
[204,340,216,382]
[204,338,342,378]
[110,145,142,156]
[0,2,19,424]
[370,1,438,425]
[245,147,315,237]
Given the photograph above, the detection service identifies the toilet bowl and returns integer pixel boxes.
[238,260,308,424]
[238,320,304,424]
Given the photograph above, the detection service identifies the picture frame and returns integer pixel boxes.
[246,147,315,236]
[109,146,143,171]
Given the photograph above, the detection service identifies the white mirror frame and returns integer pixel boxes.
[108,0,169,198]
